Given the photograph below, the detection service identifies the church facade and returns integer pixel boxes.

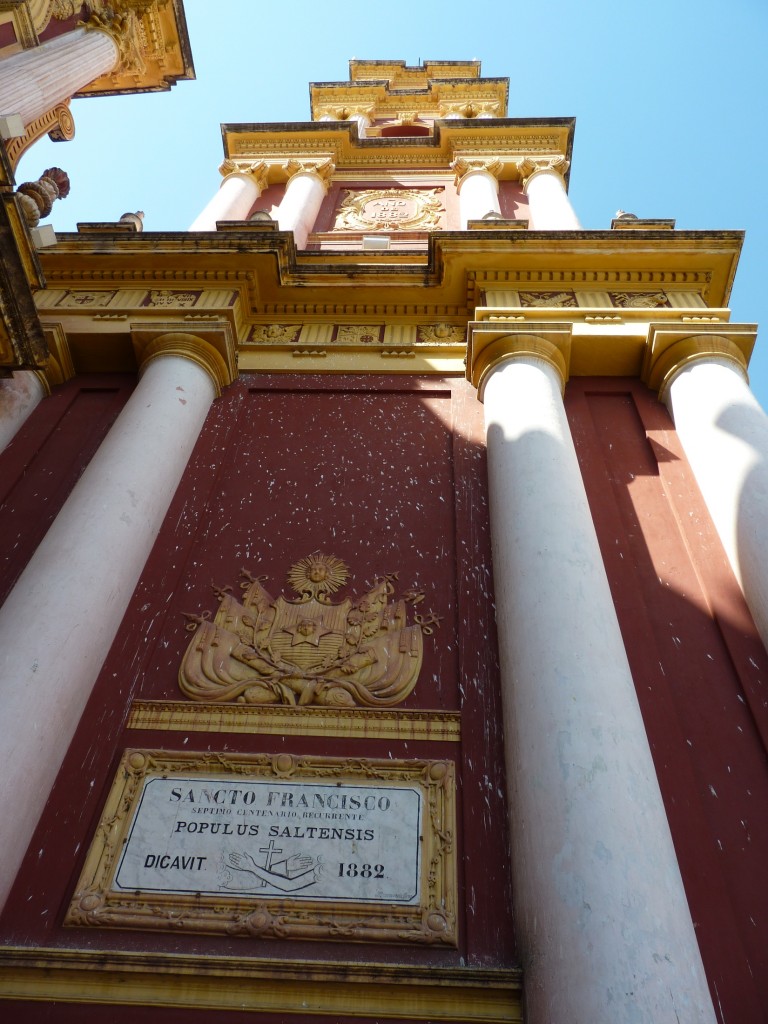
[0,33,767,1024]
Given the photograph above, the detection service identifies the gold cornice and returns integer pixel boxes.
[74,0,194,98]
[222,119,574,178]
[643,322,756,398]
[37,230,744,309]
[310,64,508,121]
[0,947,522,1021]
[29,231,746,378]
[467,322,572,396]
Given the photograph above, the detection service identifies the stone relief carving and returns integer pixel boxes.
[334,189,443,232]
[609,291,671,309]
[144,290,199,308]
[334,325,383,344]
[179,555,440,708]
[518,291,578,308]
[249,324,302,344]
[416,324,466,344]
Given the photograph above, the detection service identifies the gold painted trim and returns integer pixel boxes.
[0,947,523,1022]
[238,348,466,375]
[127,700,461,740]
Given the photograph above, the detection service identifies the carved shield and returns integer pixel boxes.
[265,596,351,672]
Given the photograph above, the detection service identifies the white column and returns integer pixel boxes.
[0,371,45,452]
[276,162,333,249]
[0,339,220,909]
[347,113,370,138]
[665,354,768,649]
[456,167,501,227]
[522,159,581,229]
[481,349,716,1024]
[0,27,119,128]
[189,170,265,231]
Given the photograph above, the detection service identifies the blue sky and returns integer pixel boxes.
[17,0,768,407]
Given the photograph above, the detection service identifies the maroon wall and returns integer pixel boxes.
[566,378,768,1024]
[0,375,134,606]
[0,374,514,1019]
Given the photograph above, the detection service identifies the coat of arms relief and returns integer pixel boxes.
[180,554,440,708]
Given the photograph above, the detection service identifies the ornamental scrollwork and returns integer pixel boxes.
[334,189,443,232]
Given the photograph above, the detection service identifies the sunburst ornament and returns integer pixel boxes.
[287,554,350,601]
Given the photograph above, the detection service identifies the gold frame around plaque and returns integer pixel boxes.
[65,750,457,946]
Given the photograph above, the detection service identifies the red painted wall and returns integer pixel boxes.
[0,375,134,606]
[0,375,514,1014]
[566,378,768,1024]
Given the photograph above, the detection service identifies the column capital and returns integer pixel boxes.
[131,328,237,397]
[517,156,569,191]
[218,159,269,192]
[451,157,503,191]
[314,103,374,121]
[467,321,572,397]
[80,7,142,75]
[440,100,502,119]
[643,322,756,399]
[283,158,335,191]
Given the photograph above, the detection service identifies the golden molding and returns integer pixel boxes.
[127,700,461,740]
[0,947,523,1022]
[65,750,458,946]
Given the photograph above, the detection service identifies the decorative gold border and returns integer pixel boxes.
[65,750,457,946]
[127,701,461,741]
[0,947,523,1022]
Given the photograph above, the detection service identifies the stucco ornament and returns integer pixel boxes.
[335,189,443,231]
[179,555,439,708]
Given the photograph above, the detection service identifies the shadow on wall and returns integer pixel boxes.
[567,377,768,1024]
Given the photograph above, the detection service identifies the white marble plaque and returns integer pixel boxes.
[66,751,457,945]
[114,777,421,904]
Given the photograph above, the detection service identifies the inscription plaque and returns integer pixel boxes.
[66,750,457,945]
[114,777,422,903]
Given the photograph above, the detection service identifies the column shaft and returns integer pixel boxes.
[524,168,581,229]
[0,27,119,127]
[276,171,327,249]
[457,169,501,226]
[666,357,768,649]
[0,353,215,909]
[0,371,45,452]
[189,172,263,231]
[484,356,715,1023]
